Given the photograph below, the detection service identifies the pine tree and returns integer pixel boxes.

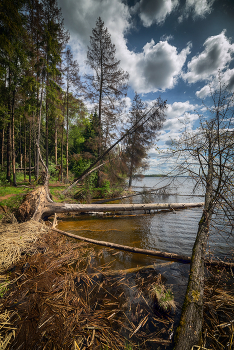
[123,93,166,188]
[0,0,29,185]
[63,48,81,180]
[41,0,69,168]
[86,17,129,185]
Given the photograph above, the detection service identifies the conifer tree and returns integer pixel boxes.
[86,17,129,184]
[63,48,81,180]
[41,0,69,167]
[124,93,165,188]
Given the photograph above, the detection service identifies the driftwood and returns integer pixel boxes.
[51,227,234,268]
[91,261,175,277]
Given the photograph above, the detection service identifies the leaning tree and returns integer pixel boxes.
[173,76,234,350]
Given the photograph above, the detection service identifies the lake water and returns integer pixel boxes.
[57,177,234,269]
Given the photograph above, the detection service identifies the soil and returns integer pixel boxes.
[0,193,18,201]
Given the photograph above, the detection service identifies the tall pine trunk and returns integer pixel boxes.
[12,90,16,186]
[55,119,57,165]
[1,128,4,168]
[173,140,213,350]
[36,83,43,180]
[24,120,26,181]
[6,122,11,183]
[66,90,69,181]
[61,121,64,182]
[29,120,32,183]
[46,95,48,168]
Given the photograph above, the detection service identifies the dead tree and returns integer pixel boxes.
[173,77,234,350]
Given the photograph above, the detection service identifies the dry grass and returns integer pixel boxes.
[0,230,175,349]
[0,219,48,273]
[203,270,234,349]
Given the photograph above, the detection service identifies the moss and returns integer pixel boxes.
[191,290,200,302]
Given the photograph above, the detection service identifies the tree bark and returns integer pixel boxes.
[55,119,57,165]
[42,201,204,218]
[24,120,27,181]
[61,120,64,182]
[29,120,32,183]
[1,128,4,168]
[173,140,214,350]
[6,122,11,183]
[12,90,16,186]
[50,226,233,268]
[66,90,69,181]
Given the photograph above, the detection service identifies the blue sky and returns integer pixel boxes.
[58,0,234,174]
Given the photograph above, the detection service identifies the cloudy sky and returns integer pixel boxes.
[57,0,234,174]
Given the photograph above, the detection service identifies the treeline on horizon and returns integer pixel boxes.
[0,0,166,193]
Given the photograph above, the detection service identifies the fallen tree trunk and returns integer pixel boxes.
[17,186,204,221]
[42,201,204,218]
[91,261,175,277]
[51,227,234,268]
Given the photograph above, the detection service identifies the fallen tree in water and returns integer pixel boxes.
[17,185,204,221]
[51,227,234,268]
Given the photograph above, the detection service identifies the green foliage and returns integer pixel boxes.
[0,278,9,298]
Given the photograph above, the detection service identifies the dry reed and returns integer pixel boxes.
[203,270,234,349]
[0,220,48,273]
[1,230,175,349]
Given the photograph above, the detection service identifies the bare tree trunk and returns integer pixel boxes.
[42,201,204,217]
[1,128,4,168]
[61,121,64,183]
[24,120,26,181]
[55,119,57,166]
[66,90,69,181]
[29,120,32,183]
[12,90,16,186]
[20,119,23,168]
[173,141,213,350]
[36,84,43,180]
[46,98,48,169]
[6,122,11,183]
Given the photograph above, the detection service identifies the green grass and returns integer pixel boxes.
[150,279,176,312]
[0,186,30,197]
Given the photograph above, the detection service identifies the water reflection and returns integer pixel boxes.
[57,177,233,270]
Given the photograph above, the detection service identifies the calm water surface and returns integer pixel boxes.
[57,177,234,270]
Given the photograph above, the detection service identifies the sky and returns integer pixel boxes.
[57,0,234,174]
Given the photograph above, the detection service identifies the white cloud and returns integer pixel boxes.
[132,0,179,27]
[178,0,215,22]
[58,0,190,94]
[58,0,131,72]
[156,101,199,152]
[183,30,234,83]
[196,68,234,99]
[127,40,191,93]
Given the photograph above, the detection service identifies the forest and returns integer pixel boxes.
[1,1,234,350]
[0,0,166,196]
